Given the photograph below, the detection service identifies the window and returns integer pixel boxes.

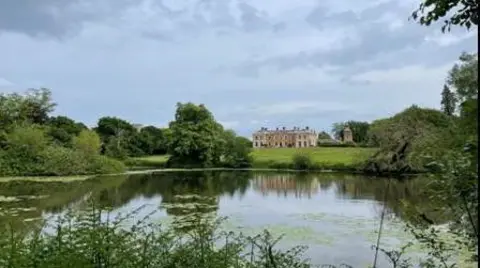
[304,141,307,147]
[255,142,258,147]
[298,141,302,147]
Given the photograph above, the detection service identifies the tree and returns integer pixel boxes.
[447,52,478,104]
[46,116,87,146]
[440,84,457,116]
[167,103,225,167]
[137,126,169,155]
[317,131,332,140]
[94,116,142,156]
[445,52,478,160]
[364,105,455,172]
[21,88,56,124]
[73,130,102,157]
[95,117,137,142]
[410,0,478,32]
[345,121,370,143]
[0,124,50,175]
[104,136,129,160]
[0,88,56,130]
[221,131,253,168]
[332,121,370,143]
[331,122,345,140]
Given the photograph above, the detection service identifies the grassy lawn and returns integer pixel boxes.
[125,155,170,169]
[251,147,376,166]
[127,147,377,170]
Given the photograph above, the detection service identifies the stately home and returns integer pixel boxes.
[252,126,318,148]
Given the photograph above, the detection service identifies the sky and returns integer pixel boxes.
[0,0,477,137]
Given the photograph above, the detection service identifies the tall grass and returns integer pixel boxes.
[0,204,315,268]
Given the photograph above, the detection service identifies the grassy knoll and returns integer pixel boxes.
[127,147,377,171]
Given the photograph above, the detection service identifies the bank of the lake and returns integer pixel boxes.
[127,147,377,171]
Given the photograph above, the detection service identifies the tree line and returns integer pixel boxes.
[0,90,253,176]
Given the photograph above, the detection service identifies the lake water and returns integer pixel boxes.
[0,171,449,267]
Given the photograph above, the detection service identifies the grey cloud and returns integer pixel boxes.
[231,0,475,79]
[0,0,286,40]
[0,0,136,38]
[237,2,271,32]
[272,22,287,32]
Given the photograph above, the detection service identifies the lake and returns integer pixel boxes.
[0,171,450,267]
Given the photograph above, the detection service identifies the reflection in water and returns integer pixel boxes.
[0,171,436,265]
[253,173,320,198]
[0,171,433,229]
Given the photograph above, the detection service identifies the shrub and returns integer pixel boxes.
[41,145,89,176]
[0,125,48,176]
[72,130,102,156]
[292,153,314,170]
[0,205,313,268]
[104,137,129,160]
[0,124,125,176]
[88,155,126,174]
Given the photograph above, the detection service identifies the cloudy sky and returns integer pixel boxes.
[0,0,476,136]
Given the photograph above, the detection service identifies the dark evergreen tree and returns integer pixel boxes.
[440,84,456,116]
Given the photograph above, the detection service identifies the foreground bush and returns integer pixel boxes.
[0,206,312,268]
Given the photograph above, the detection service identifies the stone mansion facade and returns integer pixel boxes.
[252,126,318,148]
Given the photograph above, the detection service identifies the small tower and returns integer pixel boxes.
[343,126,353,142]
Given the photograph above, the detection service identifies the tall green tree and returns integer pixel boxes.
[46,116,87,146]
[94,116,143,156]
[0,88,55,130]
[331,122,345,140]
[317,131,332,140]
[411,0,478,32]
[345,121,370,143]
[332,121,370,143]
[136,126,169,155]
[365,105,454,171]
[221,130,253,168]
[95,117,137,142]
[440,84,457,116]
[447,52,478,136]
[73,130,102,157]
[167,103,225,167]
